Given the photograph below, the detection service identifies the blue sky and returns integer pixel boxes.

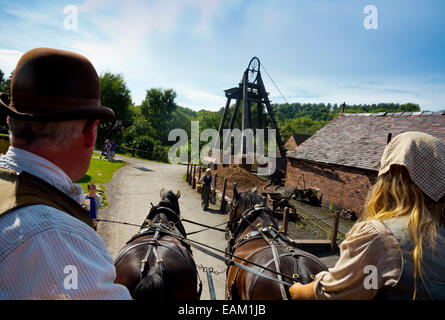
[0,0,444,111]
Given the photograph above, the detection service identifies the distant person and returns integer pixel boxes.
[289,132,445,300]
[84,183,103,230]
[110,140,118,160]
[199,168,216,211]
[0,47,131,299]
[104,139,111,160]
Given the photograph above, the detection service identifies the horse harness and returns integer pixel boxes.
[227,203,324,300]
[114,205,202,299]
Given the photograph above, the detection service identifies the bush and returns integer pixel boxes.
[0,134,9,154]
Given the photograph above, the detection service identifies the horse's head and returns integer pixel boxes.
[159,188,181,217]
[228,186,266,234]
[144,188,182,229]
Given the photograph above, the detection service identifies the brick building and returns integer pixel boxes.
[285,111,445,216]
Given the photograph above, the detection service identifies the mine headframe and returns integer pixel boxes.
[216,57,286,158]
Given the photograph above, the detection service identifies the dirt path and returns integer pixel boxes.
[97,155,228,300]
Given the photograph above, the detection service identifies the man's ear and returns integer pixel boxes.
[82,120,99,149]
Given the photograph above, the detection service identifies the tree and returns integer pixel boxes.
[0,69,13,132]
[99,72,132,121]
[280,117,329,138]
[140,88,178,144]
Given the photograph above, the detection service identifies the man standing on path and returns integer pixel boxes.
[199,168,216,211]
[0,48,131,299]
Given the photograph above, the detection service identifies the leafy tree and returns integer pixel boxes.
[100,72,132,121]
[0,70,13,132]
[280,117,329,138]
[140,88,178,144]
[0,70,12,94]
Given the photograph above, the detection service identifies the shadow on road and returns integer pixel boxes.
[205,208,226,215]
[132,166,153,172]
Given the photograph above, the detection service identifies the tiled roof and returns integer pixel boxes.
[286,112,445,171]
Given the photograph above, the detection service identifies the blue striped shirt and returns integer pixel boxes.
[0,147,132,300]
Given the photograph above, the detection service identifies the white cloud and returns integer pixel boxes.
[0,49,23,75]
[179,87,226,111]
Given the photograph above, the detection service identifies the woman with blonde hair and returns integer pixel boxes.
[289,131,445,300]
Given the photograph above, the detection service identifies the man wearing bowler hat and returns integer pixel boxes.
[0,48,131,299]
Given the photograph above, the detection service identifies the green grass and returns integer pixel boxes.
[76,153,127,207]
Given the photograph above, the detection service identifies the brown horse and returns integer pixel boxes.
[114,189,201,300]
[225,188,328,300]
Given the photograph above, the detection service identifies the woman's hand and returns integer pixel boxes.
[289,281,316,300]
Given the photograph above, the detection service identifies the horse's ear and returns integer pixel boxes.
[176,190,181,199]
[160,188,165,198]
[234,187,239,200]
[252,186,258,194]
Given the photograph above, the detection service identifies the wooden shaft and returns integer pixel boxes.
[257,73,286,158]
[228,99,241,131]
[282,207,289,235]
[221,178,227,212]
[192,165,197,189]
[214,173,218,190]
[257,102,263,130]
[232,183,237,202]
[331,211,340,251]
[189,165,193,185]
[216,98,232,148]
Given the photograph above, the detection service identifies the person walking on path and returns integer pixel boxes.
[0,47,131,299]
[199,168,215,211]
[289,131,445,300]
[110,140,118,160]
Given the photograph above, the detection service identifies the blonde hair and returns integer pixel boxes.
[362,165,444,299]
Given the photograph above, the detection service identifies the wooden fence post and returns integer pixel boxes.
[188,164,193,185]
[331,211,340,252]
[186,162,190,182]
[232,183,237,202]
[282,207,289,235]
[220,178,227,212]
[213,173,218,193]
[198,166,202,182]
[192,165,197,189]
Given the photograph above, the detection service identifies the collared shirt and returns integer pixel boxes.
[0,147,132,300]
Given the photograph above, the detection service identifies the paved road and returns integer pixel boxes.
[97,155,228,300]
